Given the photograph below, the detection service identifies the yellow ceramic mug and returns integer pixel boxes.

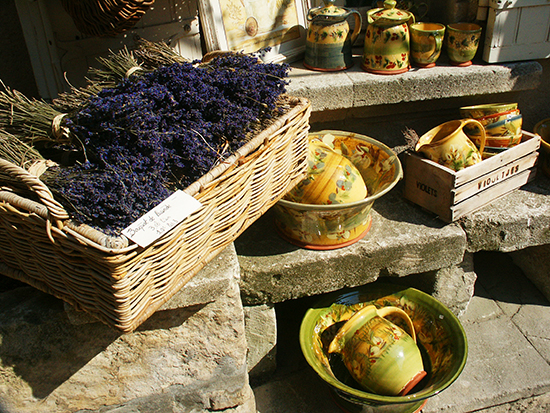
[415,119,486,171]
[410,22,445,68]
[328,305,426,396]
[446,23,482,66]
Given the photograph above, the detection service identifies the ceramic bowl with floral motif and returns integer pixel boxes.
[274,131,403,250]
[299,284,468,413]
[459,102,518,120]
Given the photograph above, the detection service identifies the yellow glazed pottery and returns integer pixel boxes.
[285,139,367,205]
[446,22,482,66]
[475,109,521,128]
[274,131,402,250]
[304,0,362,71]
[415,119,485,171]
[410,22,445,68]
[362,0,415,74]
[464,114,523,149]
[299,285,468,412]
[328,305,426,396]
[459,102,518,119]
[534,118,550,177]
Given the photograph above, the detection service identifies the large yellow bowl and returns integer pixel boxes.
[273,131,403,250]
[534,118,550,177]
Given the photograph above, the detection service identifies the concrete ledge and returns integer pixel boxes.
[287,55,542,115]
[460,175,550,253]
[235,186,467,306]
[0,244,253,413]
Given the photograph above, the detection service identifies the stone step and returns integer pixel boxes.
[252,251,550,413]
[0,245,255,413]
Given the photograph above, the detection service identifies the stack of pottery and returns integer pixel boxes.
[460,103,522,158]
[299,284,469,412]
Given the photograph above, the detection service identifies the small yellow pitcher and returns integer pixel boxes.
[415,119,486,171]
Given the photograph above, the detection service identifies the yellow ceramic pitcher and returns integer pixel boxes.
[415,119,486,171]
[328,305,426,396]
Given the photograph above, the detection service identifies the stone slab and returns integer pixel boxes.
[235,186,466,305]
[244,304,277,382]
[287,56,542,117]
[0,245,253,413]
[424,314,550,413]
[460,175,550,253]
[510,244,550,303]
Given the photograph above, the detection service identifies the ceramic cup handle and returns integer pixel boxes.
[349,10,363,46]
[462,118,486,155]
[426,32,443,63]
[377,306,417,342]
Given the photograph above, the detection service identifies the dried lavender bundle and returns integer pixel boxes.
[47,52,291,235]
[0,80,70,145]
[134,38,191,69]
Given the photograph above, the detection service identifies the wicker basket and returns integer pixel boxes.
[61,0,155,37]
[0,96,311,332]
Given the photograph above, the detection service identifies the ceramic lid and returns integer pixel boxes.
[368,0,413,26]
[308,0,351,21]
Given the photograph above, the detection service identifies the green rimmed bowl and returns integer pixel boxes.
[273,130,403,250]
[299,284,468,413]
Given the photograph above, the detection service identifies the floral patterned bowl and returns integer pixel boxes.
[273,131,403,250]
[299,284,468,413]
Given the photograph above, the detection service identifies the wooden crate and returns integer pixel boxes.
[482,0,550,63]
[403,131,540,222]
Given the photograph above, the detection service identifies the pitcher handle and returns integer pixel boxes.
[462,118,486,155]
[377,306,417,342]
[426,32,443,63]
[349,9,363,46]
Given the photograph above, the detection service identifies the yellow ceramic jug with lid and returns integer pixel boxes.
[362,0,415,74]
[304,0,362,71]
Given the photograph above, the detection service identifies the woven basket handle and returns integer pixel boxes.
[0,158,69,229]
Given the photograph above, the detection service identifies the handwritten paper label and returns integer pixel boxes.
[122,190,202,248]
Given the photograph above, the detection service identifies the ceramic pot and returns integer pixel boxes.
[285,139,367,205]
[415,119,485,171]
[446,22,482,66]
[464,114,523,149]
[328,304,426,396]
[459,102,518,119]
[362,0,415,74]
[299,285,468,411]
[410,22,445,68]
[274,131,403,250]
[304,0,362,71]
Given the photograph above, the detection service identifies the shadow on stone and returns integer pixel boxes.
[0,285,204,400]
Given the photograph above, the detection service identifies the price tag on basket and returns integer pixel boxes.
[122,190,202,248]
